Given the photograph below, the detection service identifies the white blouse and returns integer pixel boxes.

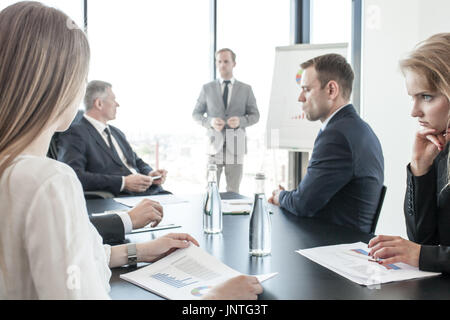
[0,155,111,299]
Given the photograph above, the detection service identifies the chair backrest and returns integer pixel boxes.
[47,136,59,159]
[47,109,85,159]
[370,185,387,234]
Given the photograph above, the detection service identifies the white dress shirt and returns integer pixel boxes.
[321,103,351,131]
[83,114,137,176]
[0,156,111,299]
[219,77,235,107]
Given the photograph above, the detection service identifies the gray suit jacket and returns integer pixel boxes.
[192,79,259,157]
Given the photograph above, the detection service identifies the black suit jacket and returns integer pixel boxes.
[89,214,125,245]
[279,105,385,233]
[405,144,450,273]
[57,117,163,196]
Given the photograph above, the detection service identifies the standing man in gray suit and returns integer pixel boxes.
[193,48,260,193]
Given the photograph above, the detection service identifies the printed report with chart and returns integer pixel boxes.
[120,244,278,300]
[297,242,441,286]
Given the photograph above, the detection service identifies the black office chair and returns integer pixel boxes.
[47,110,114,200]
[370,185,387,234]
[47,109,84,159]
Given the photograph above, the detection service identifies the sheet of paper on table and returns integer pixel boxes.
[297,242,441,286]
[221,199,253,215]
[120,244,278,300]
[114,194,189,207]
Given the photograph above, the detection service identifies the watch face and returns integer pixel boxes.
[128,256,137,265]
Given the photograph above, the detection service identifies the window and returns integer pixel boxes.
[310,0,352,59]
[88,0,210,194]
[217,0,291,195]
[3,0,293,196]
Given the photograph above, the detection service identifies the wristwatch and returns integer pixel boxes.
[127,243,137,267]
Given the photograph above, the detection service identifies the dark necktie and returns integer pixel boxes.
[223,80,231,108]
[104,127,120,160]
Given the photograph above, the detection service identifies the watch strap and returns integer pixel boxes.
[127,243,137,266]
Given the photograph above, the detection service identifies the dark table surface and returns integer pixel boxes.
[86,193,450,300]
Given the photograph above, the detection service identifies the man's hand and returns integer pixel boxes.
[211,117,225,132]
[227,116,240,129]
[149,169,168,185]
[124,173,152,193]
[268,185,285,206]
[127,199,163,229]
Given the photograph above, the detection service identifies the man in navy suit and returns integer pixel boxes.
[58,80,168,197]
[269,54,384,233]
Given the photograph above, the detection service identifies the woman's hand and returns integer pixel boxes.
[202,275,263,300]
[368,235,421,267]
[136,233,200,263]
[411,128,448,176]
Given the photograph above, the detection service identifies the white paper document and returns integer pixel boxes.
[120,244,278,300]
[114,194,189,207]
[297,242,441,286]
[221,199,253,214]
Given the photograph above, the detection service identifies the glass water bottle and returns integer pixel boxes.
[249,173,271,256]
[203,164,222,234]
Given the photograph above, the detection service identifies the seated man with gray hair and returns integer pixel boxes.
[58,80,169,197]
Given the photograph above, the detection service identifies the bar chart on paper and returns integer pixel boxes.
[150,273,199,288]
[297,242,441,286]
[147,255,223,290]
[120,245,278,299]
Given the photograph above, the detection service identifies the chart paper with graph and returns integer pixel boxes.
[297,242,440,286]
[266,43,348,151]
[120,244,277,300]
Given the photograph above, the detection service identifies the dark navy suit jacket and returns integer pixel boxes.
[404,144,450,273]
[57,117,163,197]
[279,104,384,233]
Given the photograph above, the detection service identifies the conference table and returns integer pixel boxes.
[86,193,450,300]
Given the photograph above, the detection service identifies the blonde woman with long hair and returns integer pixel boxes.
[369,33,450,273]
[0,2,262,299]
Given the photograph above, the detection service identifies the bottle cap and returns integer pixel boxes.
[208,164,218,171]
[255,172,266,180]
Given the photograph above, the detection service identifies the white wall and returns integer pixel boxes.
[361,0,450,237]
